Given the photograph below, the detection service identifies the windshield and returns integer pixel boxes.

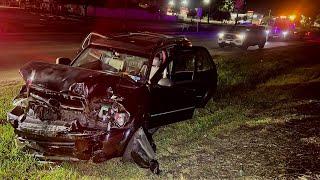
[228,26,249,32]
[72,48,149,82]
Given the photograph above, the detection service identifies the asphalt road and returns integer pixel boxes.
[0,7,218,34]
[0,32,306,82]
[0,7,313,82]
[0,33,302,66]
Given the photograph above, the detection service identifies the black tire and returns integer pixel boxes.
[150,160,160,175]
[241,44,248,50]
[258,42,265,49]
[218,43,225,48]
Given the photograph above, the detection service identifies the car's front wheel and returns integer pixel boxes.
[241,44,249,50]
[218,43,225,48]
[258,42,266,49]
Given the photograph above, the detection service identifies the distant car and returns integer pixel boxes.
[218,25,267,50]
[266,17,296,40]
[293,29,312,40]
[7,32,217,173]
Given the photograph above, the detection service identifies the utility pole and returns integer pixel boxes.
[268,9,271,17]
[203,0,211,24]
[235,12,239,25]
[267,9,272,27]
[207,4,211,23]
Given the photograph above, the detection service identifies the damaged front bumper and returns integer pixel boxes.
[8,106,131,161]
[8,106,160,173]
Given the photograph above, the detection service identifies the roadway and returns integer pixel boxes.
[0,32,306,83]
[0,7,314,83]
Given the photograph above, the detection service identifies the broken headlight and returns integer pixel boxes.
[13,98,28,108]
[98,102,130,128]
[69,83,88,97]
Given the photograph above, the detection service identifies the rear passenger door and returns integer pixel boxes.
[148,46,217,128]
[193,46,217,107]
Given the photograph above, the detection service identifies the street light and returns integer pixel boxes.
[203,0,211,23]
[182,0,188,6]
[169,0,175,6]
[289,14,296,21]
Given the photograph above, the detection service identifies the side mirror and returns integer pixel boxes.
[157,78,173,87]
[56,57,71,65]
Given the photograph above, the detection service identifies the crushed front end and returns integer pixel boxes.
[7,62,159,173]
[8,84,133,161]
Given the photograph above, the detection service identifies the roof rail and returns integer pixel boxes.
[133,32,172,38]
[112,31,172,39]
[81,32,108,50]
[128,32,188,47]
[156,35,188,47]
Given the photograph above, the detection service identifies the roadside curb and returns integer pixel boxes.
[0,32,85,36]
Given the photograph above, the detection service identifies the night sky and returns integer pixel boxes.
[246,0,320,16]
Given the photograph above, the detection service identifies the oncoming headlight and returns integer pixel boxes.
[236,33,246,40]
[282,31,288,37]
[218,32,225,38]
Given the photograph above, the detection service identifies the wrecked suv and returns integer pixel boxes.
[7,32,217,173]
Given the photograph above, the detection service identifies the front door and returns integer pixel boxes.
[148,48,198,128]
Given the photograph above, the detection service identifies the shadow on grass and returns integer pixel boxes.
[282,116,320,177]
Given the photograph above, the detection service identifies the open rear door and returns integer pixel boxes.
[192,46,217,107]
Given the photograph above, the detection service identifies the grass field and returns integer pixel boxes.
[1,44,320,179]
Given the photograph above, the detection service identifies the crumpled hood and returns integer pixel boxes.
[20,61,132,93]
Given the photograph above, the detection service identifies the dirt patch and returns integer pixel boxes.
[179,44,320,179]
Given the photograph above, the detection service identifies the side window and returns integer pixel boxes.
[196,50,213,72]
[149,46,174,82]
[173,50,195,82]
[149,51,166,81]
[175,51,195,72]
[162,60,173,79]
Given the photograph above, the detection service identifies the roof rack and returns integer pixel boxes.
[81,32,108,50]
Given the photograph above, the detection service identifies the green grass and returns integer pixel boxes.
[0,84,21,122]
[0,45,319,179]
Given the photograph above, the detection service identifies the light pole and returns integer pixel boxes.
[203,0,211,23]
